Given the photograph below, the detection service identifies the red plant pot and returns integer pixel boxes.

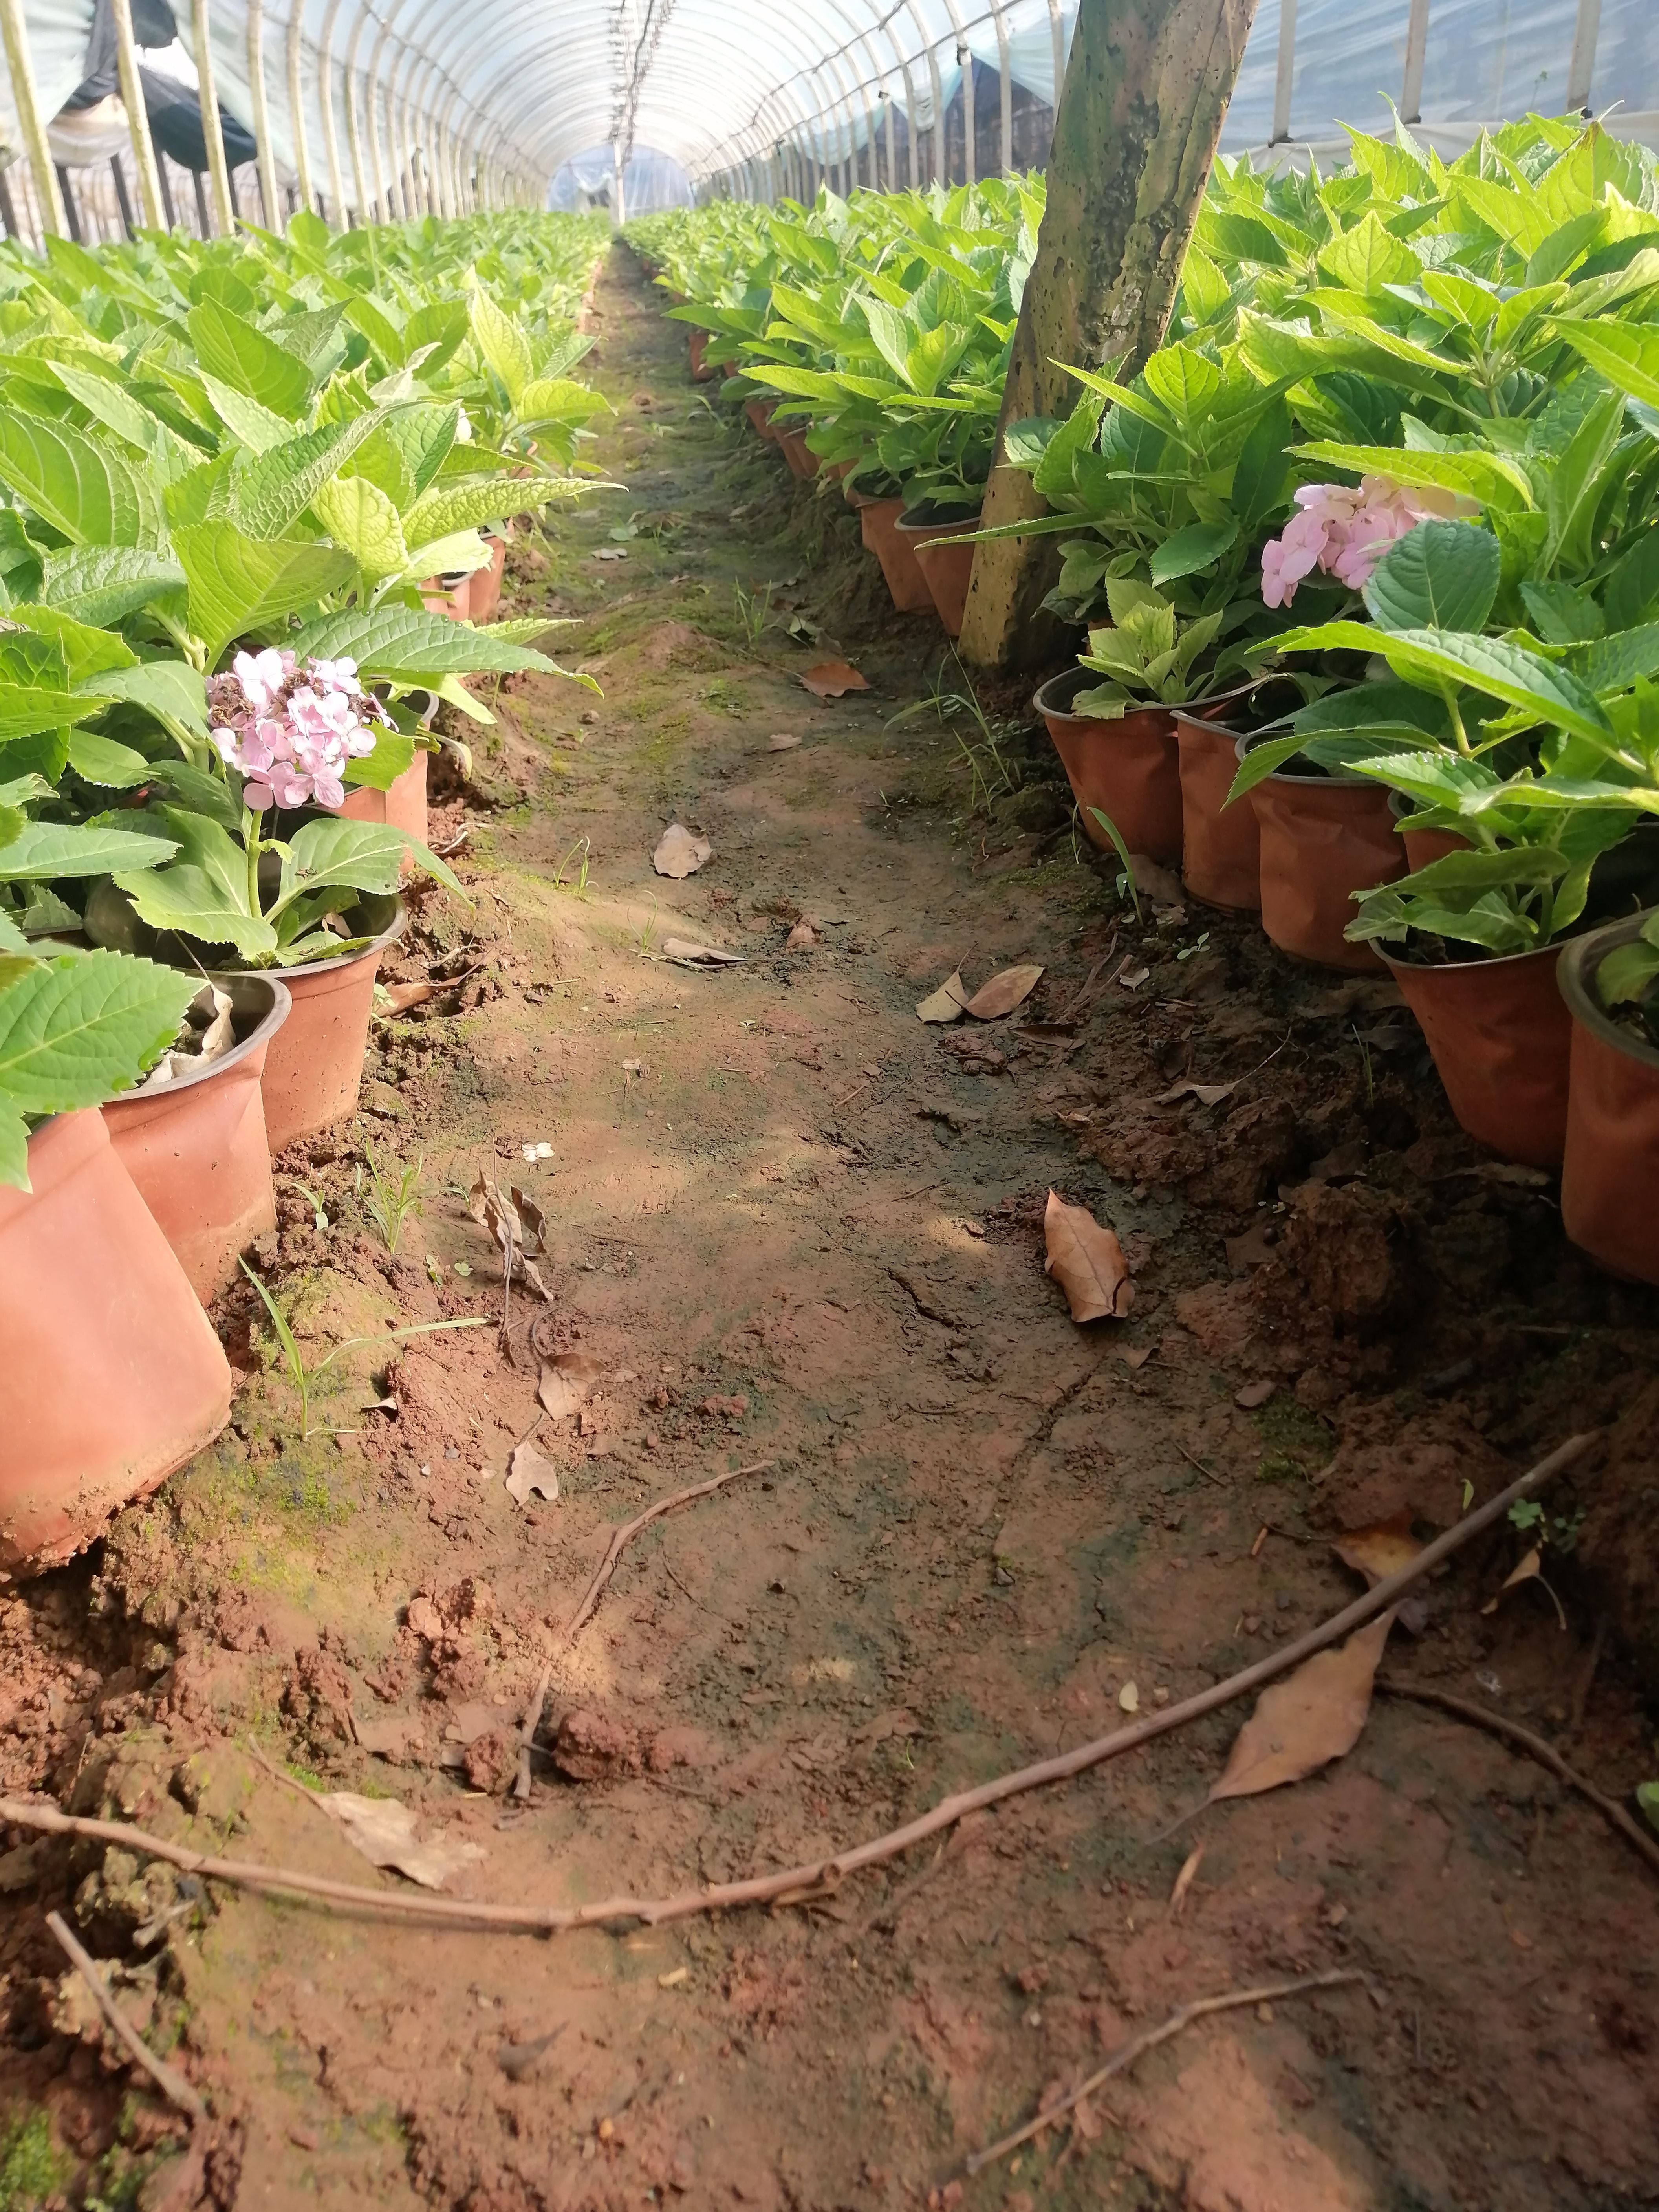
[1557,914,1659,1284]
[854,494,934,613]
[0,1111,233,1575]
[1245,751,1405,972]
[1036,669,1182,866]
[1382,941,1571,1168]
[233,900,405,1154]
[895,507,981,637]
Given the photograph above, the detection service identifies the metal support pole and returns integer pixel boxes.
[990,0,1012,176]
[318,0,347,220]
[1566,0,1602,110]
[343,5,371,219]
[110,150,135,234]
[191,0,236,232]
[1401,0,1428,124]
[110,0,165,226]
[0,0,67,235]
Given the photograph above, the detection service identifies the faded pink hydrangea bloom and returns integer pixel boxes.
[1260,478,1465,608]
[209,649,386,811]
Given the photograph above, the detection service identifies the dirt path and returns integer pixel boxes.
[4,247,1658,2212]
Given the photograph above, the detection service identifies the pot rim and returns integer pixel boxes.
[1377,935,1565,981]
[1032,666,1174,729]
[895,503,983,540]
[223,896,407,985]
[1233,729,1375,787]
[101,973,293,1107]
[1556,907,1659,1073]
[1169,678,1317,739]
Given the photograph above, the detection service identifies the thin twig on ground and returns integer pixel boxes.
[1379,1680,1659,1880]
[0,1434,1592,1939]
[963,1969,1365,2175]
[1568,1614,1609,1737]
[47,1911,207,2125]
[563,1458,776,1642]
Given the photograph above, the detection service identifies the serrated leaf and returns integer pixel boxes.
[287,605,564,679]
[95,659,211,740]
[1316,210,1420,295]
[0,951,194,1161]
[1363,520,1500,632]
[272,813,461,910]
[0,682,114,737]
[403,479,535,542]
[66,729,152,786]
[1553,321,1659,409]
[0,410,163,546]
[116,862,278,954]
[469,287,533,406]
[187,297,314,420]
[1150,518,1238,587]
[341,727,416,791]
[0,819,177,881]
[312,474,409,582]
[7,604,136,683]
[38,546,187,628]
[515,376,603,427]
[172,521,356,663]
[195,370,294,455]
[231,413,385,539]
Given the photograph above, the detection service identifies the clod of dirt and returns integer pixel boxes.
[461,1728,520,1793]
[552,1708,644,1780]
[282,1645,357,1754]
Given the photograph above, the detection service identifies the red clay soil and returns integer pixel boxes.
[2,248,1658,2212]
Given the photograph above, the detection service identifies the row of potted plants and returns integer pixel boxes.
[0,208,608,1576]
[632,121,1659,1284]
[625,181,1038,636]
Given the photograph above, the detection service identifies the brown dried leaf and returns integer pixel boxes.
[801,660,869,699]
[505,1440,559,1507]
[767,732,801,751]
[1207,1612,1393,1805]
[784,919,820,950]
[1333,1511,1424,1589]
[317,1793,485,1891]
[537,1366,590,1423]
[1125,855,1185,906]
[660,936,743,967]
[509,1187,547,1252]
[383,980,438,1014]
[1159,1079,1239,1107]
[652,824,712,879]
[1043,1190,1134,1324]
[916,970,969,1024]
[964,963,1043,1021]
[1234,1379,1276,1410]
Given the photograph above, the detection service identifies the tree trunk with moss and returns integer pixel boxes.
[959,0,1261,670]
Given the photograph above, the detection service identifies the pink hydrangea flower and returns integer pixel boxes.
[209,652,388,811]
[1260,478,1467,608]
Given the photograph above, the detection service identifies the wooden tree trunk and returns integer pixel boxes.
[959,0,1261,670]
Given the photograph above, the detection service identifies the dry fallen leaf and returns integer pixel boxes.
[767,732,801,751]
[660,936,743,967]
[964,964,1044,1021]
[916,970,970,1024]
[1482,1545,1567,1627]
[1234,1379,1276,1410]
[506,1439,559,1507]
[1207,1612,1394,1805]
[538,1365,590,1423]
[1117,963,1151,991]
[1125,855,1185,906]
[801,660,870,699]
[1168,1843,1204,1919]
[468,1173,551,1299]
[1159,1079,1239,1107]
[652,824,712,879]
[591,546,628,562]
[383,980,438,1014]
[1044,1190,1134,1323]
[1118,1681,1140,1714]
[317,1793,485,1891]
[785,919,820,950]
[1333,1511,1424,1589]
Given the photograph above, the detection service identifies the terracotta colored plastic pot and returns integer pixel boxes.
[235,897,405,1154]
[896,507,981,637]
[1387,791,1469,872]
[1174,707,1263,912]
[1557,914,1659,1284]
[101,976,291,1301]
[745,397,778,440]
[469,533,507,624]
[855,494,934,613]
[1035,668,1182,865]
[420,573,471,622]
[340,748,430,864]
[775,425,820,480]
[688,328,714,381]
[1244,744,1405,972]
[1381,941,1570,1168]
[0,1110,233,1575]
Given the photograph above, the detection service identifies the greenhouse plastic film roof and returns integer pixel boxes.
[0,0,1657,212]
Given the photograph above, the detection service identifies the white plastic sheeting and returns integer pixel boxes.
[1,0,1656,218]
[549,145,693,215]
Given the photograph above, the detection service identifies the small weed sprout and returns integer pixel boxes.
[240,1262,487,1441]
[551,835,592,895]
[887,650,1020,810]
[1353,1024,1376,1107]
[289,1179,329,1231]
[362,1140,425,1254]
[1087,806,1143,921]
[733,579,773,649]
